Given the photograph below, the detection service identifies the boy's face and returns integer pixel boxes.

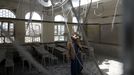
[72,33,79,39]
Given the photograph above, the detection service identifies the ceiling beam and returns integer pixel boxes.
[0,17,121,25]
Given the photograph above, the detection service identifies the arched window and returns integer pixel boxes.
[25,12,41,43]
[0,9,16,18]
[54,15,65,41]
[0,9,15,43]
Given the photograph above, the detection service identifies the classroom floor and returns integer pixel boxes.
[0,55,123,75]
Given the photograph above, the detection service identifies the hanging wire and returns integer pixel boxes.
[25,0,41,42]
[69,0,93,54]
[83,0,93,24]
[68,0,104,75]
[26,1,33,34]
[78,0,81,32]
[61,2,84,72]
[50,3,55,64]
[0,22,51,75]
[33,0,46,43]
[16,0,22,12]
[41,7,45,43]
[16,0,24,18]
[66,8,72,17]
[61,6,71,41]
[76,0,93,34]
[26,0,35,28]
[61,0,96,75]
[78,0,88,17]
[82,0,88,18]
[2,0,52,74]
[111,0,120,31]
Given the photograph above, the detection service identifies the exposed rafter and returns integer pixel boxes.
[0,17,121,25]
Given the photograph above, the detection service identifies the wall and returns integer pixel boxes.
[0,0,122,58]
[0,0,60,65]
[86,0,122,58]
[87,24,121,58]
[0,0,55,43]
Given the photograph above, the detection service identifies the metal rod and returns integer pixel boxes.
[68,0,104,75]
[0,17,121,25]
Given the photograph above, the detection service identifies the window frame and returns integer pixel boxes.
[0,21,15,43]
[0,9,16,43]
[25,12,42,43]
[54,15,65,41]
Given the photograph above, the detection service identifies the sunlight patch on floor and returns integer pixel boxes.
[99,59,123,75]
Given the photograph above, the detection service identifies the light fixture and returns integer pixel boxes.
[38,0,52,7]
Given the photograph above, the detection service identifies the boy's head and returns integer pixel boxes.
[71,32,79,40]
